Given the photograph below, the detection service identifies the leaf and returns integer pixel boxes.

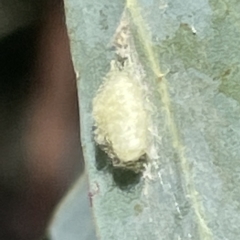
[64,0,240,239]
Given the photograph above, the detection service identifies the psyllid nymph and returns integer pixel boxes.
[92,62,148,172]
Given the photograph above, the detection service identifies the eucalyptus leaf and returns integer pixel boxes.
[64,0,240,239]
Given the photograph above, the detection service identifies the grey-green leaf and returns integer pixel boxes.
[64,0,240,239]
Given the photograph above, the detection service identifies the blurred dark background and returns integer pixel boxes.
[0,1,84,239]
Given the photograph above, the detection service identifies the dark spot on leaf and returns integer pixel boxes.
[95,145,141,189]
[111,167,141,190]
[95,144,109,171]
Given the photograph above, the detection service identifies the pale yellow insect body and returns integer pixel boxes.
[92,65,148,171]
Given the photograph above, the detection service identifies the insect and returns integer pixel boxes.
[92,61,148,173]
